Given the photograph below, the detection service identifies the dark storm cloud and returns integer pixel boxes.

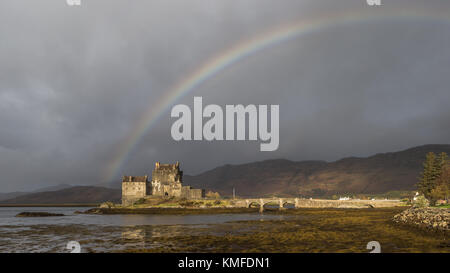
[0,0,449,191]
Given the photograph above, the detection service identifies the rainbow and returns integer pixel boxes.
[103,7,450,183]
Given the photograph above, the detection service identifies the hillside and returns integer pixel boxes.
[184,144,450,197]
[0,186,121,204]
[0,184,73,201]
[31,184,73,193]
[2,144,449,202]
[0,192,28,201]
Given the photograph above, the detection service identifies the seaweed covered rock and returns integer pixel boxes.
[393,207,449,232]
[16,212,65,217]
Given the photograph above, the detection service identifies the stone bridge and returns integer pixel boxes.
[233,198,402,212]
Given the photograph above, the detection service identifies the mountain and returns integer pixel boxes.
[31,184,73,193]
[0,184,74,201]
[184,144,450,197]
[2,144,448,202]
[95,181,121,189]
[0,192,28,201]
[0,186,121,204]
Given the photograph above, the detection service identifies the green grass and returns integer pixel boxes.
[434,204,450,208]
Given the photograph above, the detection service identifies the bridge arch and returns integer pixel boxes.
[282,201,296,209]
[247,201,262,208]
[244,198,299,212]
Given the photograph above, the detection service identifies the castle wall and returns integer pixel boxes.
[151,181,182,197]
[181,186,205,199]
[188,189,205,199]
[152,171,178,184]
[122,181,147,206]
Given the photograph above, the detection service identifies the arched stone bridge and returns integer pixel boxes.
[232,198,402,212]
[234,198,301,212]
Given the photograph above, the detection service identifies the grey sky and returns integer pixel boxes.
[0,0,450,191]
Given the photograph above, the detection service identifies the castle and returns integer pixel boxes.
[122,162,205,205]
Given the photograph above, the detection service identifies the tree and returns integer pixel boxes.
[434,152,448,177]
[430,163,450,203]
[417,152,438,199]
[205,191,221,199]
[418,152,449,205]
[413,195,430,208]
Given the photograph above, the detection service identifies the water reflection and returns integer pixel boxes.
[119,225,195,250]
[0,207,292,252]
[122,228,145,240]
[0,207,288,227]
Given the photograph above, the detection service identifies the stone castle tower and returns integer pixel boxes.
[151,161,183,196]
[122,162,204,205]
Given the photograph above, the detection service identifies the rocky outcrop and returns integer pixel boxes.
[393,207,449,232]
[15,212,65,217]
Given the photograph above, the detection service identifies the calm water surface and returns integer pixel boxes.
[0,207,287,252]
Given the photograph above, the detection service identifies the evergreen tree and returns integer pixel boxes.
[430,163,450,203]
[434,152,448,178]
[417,152,437,199]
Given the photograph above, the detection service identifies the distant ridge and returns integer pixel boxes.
[184,144,450,197]
[0,186,121,204]
[1,144,449,203]
[31,184,73,193]
[0,192,28,201]
[0,184,73,201]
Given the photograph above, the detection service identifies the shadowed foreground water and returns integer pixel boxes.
[0,207,286,252]
[0,207,448,253]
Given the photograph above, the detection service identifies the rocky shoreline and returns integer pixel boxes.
[79,207,261,215]
[393,207,449,232]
